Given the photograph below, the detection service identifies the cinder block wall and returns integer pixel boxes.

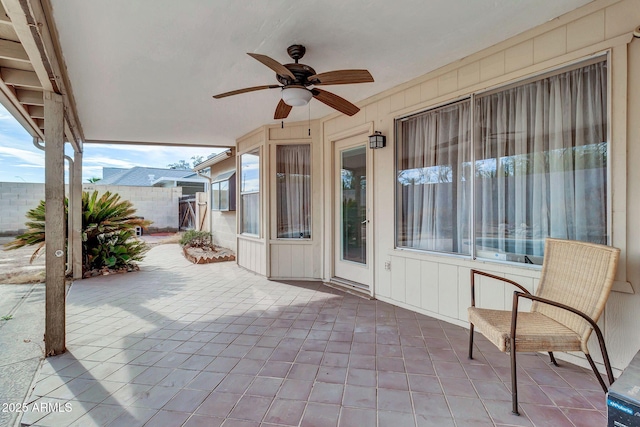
[0,183,182,235]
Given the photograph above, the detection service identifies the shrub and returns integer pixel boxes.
[4,191,151,274]
[179,230,214,250]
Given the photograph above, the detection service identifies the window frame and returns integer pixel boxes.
[211,171,236,212]
[394,56,611,268]
[275,143,312,240]
[240,149,261,237]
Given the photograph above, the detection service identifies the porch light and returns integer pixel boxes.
[281,86,312,107]
[368,131,386,149]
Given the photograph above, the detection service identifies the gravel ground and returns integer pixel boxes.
[0,237,46,285]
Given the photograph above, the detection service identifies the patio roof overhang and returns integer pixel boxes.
[5,0,591,149]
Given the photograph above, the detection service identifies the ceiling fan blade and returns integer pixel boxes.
[308,69,373,85]
[213,85,280,99]
[247,53,296,80]
[312,88,360,116]
[274,99,292,120]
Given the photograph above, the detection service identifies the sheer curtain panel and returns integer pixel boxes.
[276,145,311,238]
[397,101,471,254]
[474,61,607,263]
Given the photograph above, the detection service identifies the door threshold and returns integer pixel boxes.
[325,278,374,300]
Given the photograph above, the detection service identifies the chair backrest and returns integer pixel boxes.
[532,238,620,346]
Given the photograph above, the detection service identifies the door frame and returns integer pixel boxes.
[324,122,375,296]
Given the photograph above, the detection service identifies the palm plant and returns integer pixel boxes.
[4,191,151,274]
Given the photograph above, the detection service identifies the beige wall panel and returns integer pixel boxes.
[365,102,378,124]
[533,26,567,63]
[457,267,471,321]
[503,275,534,312]
[390,91,405,112]
[404,86,421,108]
[390,255,407,303]
[378,96,391,117]
[567,10,605,51]
[270,245,279,277]
[604,0,640,40]
[477,273,507,311]
[280,244,294,277]
[438,70,458,96]
[420,79,438,102]
[437,264,459,319]
[304,245,314,278]
[421,260,439,313]
[480,51,505,81]
[505,40,534,73]
[458,62,480,89]
[405,258,421,308]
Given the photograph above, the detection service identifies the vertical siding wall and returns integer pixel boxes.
[0,182,182,234]
[209,156,237,252]
[318,0,640,371]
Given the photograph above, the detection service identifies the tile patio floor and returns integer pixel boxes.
[20,244,607,427]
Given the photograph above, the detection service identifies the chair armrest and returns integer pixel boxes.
[512,292,599,335]
[511,291,615,387]
[470,269,531,307]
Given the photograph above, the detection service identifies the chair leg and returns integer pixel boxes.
[468,323,474,359]
[548,352,559,366]
[510,343,519,415]
[585,353,609,392]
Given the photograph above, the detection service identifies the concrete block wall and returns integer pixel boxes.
[0,182,182,235]
[0,182,46,235]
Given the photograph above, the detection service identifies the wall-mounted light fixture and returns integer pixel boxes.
[368,131,386,149]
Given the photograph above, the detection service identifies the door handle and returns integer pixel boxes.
[361,219,370,224]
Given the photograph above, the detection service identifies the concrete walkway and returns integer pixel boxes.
[0,283,45,427]
[18,244,607,426]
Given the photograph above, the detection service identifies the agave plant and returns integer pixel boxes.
[4,191,151,274]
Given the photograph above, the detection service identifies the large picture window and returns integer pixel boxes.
[276,144,311,239]
[396,59,608,265]
[397,101,471,254]
[240,151,260,235]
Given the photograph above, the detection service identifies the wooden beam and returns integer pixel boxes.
[1,67,42,89]
[28,104,44,118]
[72,149,83,279]
[2,0,84,152]
[0,39,30,62]
[44,90,65,356]
[0,74,43,138]
[0,2,12,25]
[35,117,44,129]
[16,88,43,105]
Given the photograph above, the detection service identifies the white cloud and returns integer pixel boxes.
[0,146,44,166]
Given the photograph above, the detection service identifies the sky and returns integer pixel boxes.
[0,104,222,183]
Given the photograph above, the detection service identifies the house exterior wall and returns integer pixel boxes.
[208,156,237,252]
[0,183,182,234]
[237,0,640,372]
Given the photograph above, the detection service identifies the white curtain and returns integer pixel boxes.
[277,145,311,238]
[398,101,471,253]
[475,61,607,258]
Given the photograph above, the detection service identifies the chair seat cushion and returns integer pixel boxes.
[468,307,582,353]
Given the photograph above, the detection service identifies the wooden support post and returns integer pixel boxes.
[44,91,66,356]
[72,149,83,280]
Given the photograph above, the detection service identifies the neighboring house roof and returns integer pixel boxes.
[97,167,205,186]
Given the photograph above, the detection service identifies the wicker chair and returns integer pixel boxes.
[468,238,620,415]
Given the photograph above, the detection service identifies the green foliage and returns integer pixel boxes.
[1,315,13,321]
[4,191,151,274]
[179,230,214,249]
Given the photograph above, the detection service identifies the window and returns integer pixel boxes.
[240,151,260,235]
[276,144,311,238]
[396,101,472,254]
[396,60,608,265]
[211,171,236,211]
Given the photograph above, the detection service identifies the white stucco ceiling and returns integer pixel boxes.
[50,0,592,147]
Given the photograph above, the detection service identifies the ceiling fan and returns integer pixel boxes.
[213,44,374,119]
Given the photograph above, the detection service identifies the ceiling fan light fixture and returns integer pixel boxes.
[281,86,312,107]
